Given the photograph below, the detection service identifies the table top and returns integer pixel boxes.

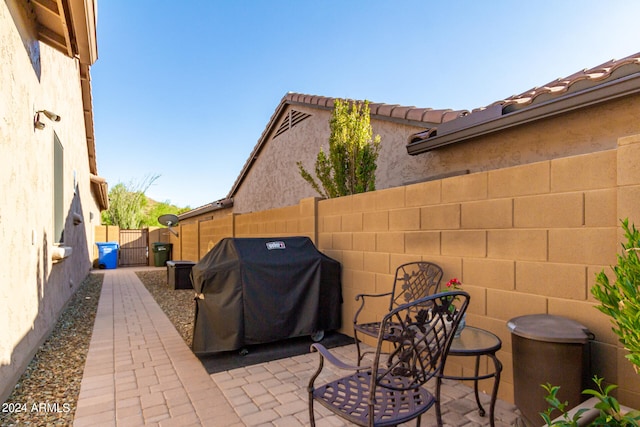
[449,326,502,355]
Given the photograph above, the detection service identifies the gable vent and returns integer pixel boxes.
[273,110,311,139]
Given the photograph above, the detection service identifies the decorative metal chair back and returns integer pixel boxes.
[309,291,470,427]
[374,291,469,390]
[390,262,443,310]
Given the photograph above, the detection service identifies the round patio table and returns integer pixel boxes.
[437,326,503,427]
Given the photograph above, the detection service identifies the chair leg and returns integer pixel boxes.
[354,330,363,365]
[308,392,316,427]
[435,376,443,427]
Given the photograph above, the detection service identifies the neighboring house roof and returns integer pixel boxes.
[29,0,107,210]
[407,52,640,154]
[178,198,233,221]
[226,92,467,199]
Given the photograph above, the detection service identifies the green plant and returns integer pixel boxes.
[541,382,587,426]
[541,218,640,426]
[591,218,640,374]
[297,98,381,199]
[443,278,463,312]
[101,175,159,229]
[541,376,640,426]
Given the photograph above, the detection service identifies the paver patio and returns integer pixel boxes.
[73,268,522,426]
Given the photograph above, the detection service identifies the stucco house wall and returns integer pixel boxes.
[229,95,462,214]
[412,95,640,180]
[0,0,103,402]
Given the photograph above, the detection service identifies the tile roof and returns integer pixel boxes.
[494,53,640,113]
[226,93,466,198]
[284,92,465,124]
[408,51,640,151]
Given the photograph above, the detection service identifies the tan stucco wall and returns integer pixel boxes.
[233,105,431,214]
[1,0,101,402]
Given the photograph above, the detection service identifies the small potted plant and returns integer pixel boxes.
[444,278,465,337]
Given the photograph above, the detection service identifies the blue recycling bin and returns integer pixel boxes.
[96,242,119,269]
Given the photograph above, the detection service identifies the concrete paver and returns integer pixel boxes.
[75,268,523,426]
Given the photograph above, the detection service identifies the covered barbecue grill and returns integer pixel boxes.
[191,236,342,354]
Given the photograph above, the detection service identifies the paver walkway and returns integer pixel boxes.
[74,268,522,426]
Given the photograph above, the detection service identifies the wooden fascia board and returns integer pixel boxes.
[68,0,98,64]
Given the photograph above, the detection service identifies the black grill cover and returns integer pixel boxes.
[191,237,342,354]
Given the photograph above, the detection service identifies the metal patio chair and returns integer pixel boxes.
[308,291,470,427]
[353,261,443,364]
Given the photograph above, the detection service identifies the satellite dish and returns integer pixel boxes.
[158,214,179,237]
[158,214,179,227]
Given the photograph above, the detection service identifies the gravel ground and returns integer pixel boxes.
[0,273,103,427]
[0,270,194,427]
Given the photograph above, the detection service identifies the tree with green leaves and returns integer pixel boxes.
[141,200,190,227]
[101,175,159,229]
[101,175,190,229]
[297,99,381,198]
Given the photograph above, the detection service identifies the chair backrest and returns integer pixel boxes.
[389,262,443,310]
[371,291,469,391]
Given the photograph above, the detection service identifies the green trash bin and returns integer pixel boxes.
[152,242,172,266]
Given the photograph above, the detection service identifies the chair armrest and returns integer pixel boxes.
[310,344,369,371]
[355,291,392,301]
[308,343,370,392]
[353,292,392,324]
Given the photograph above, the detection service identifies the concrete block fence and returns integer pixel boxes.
[98,134,640,407]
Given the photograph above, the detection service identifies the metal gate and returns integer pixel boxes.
[119,229,149,266]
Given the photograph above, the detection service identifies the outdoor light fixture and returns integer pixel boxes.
[34,109,61,130]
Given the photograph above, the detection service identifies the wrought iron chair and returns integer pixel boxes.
[308,291,470,427]
[353,261,443,364]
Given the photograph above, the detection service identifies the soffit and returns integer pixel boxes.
[29,0,97,65]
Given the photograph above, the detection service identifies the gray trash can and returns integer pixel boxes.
[507,314,594,427]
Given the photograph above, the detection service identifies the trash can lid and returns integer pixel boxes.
[96,241,119,248]
[507,314,593,343]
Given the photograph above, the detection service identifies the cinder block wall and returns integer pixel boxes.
[134,135,640,406]
[234,199,317,240]
[198,215,234,258]
[314,136,640,406]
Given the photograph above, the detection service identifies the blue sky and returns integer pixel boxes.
[92,1,640,209]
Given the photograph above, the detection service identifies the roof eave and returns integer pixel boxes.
[90,174,109,211]
[31,0,98,65]
[226,96,291,198]
[67,0,98,65]
[178,198,234,220]
[407,71,640,155]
